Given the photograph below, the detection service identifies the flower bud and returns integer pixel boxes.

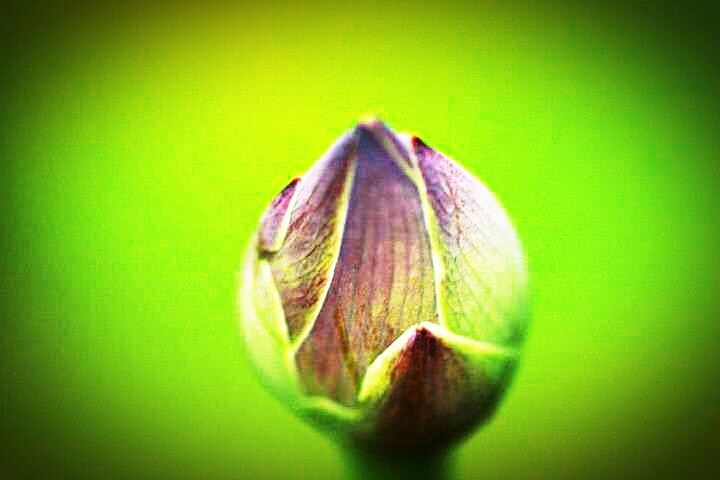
[240,119,528,455]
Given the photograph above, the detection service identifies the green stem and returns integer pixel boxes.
[346,448,454,480]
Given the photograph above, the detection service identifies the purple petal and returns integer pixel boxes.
[265,133,355,340]
[296,121,439,405]
[258,178,300,252]
[356,325,509,453]
[413,137,528,346]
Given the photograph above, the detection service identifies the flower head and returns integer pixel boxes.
[241,119,528,455]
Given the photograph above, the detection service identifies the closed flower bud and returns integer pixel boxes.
[240,119,528,456]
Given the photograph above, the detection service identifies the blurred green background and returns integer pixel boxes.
[2,1,720,479]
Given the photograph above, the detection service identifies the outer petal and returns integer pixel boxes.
[354,322,516,453]
[240,239,298,399]
[296,121,439,406]
[412,138,529,347]
[258,178,300,252]
[241,238,361,435]
[265,134,356,342]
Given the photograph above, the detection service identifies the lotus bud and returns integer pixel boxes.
[240,119,528,457]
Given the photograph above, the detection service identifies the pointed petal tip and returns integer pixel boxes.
[356,114,384,127]
[352,118,416,171]
[282,176,301,192]
[258,177,301,253]
[353,116,391,138]
[409,134,431,153]
[412,324,436,342]
[391,325,445,369]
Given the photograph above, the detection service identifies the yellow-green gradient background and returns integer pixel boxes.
[2,2,719,479]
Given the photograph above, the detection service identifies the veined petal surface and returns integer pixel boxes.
[265,134,355,341]
[355,322,515,452]
[296,123,439,406]
[413,138,528,347]
[258,178,300,252]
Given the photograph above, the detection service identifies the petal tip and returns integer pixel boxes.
[258,177,301,253]
[409,135,431,153]
[411,324,436,342]
[353,116,390,140]
[356,114,384,127]
[352,118,415,171]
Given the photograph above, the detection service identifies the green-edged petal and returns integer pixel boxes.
[258,177,300,253]
[240,239,298,400]
[354,322,517,453]
[266,133,356,343]
[412,137,529,347]
[241,239,362,434]
[295,121,438,406]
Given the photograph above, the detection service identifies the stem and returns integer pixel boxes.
[346,448,454,480]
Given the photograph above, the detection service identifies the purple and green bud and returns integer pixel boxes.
[241,119,528,455]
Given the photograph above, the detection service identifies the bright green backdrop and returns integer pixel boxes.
[3,2,720,479]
